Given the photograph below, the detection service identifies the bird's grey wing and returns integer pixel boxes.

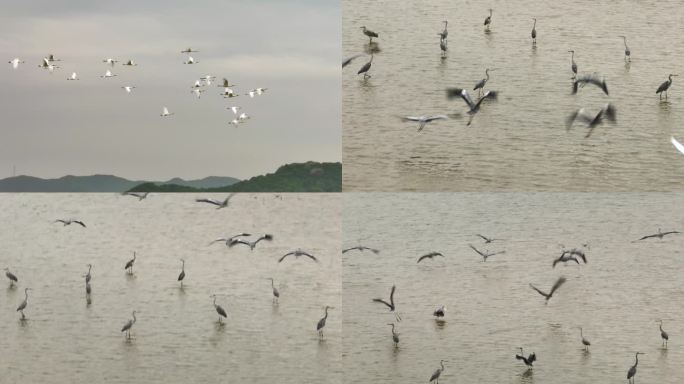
[277,253,291,263]
[446,88,465,100]
[671,137,684,154]
[469,244,485,257]
[548,276,567,296]
[342,247,354,253]
[476,234,490,242]
[529,283,548,298]
[604,104,617,123]
[417,255,428,263]
[304,253,318,262]
[638,234,655,240]
[401,116,422,122]
[426,115,449,123]
[372,298,392,309]
[370,248,380,254]
[460,90,476,110]
[418,121,427,132]
[75,221,86,227]
[196,198,219,206]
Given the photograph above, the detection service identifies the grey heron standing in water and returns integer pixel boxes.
[360,26,378,43]
[387,323,399,347]
[656,74,678,100]
[484,9,492,31]
[121,310,137,339]
[531,18,537,45]
[429,360,446,383]
[16,288,31,319]
[657,320,669,348]
[317,306,333,338]
[568,50,577,78]
[177,259,185,287]
[84,264,92,284]
[627,352,644,383]
[579,327,591,351]
[124,252,136,274]
[619,36,631,61]
[268,278,280,303]
[4,267,18,287]
[211,295,228,324]
[357,55,373,79]
[440,37,447,56]
[473,68,494,96]
[438,21,448,40]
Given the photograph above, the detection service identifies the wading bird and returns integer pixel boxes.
[657,320,669,348]
[433,305,446,318]
[124,252,136,274]
[579,327,591,351]
[468,244,505,261]
[484,9,492,31]
[552,252,581,268]
[476,234,500,243]
[637,228,680,241]
[181,48,199,54]
[627,352,644,383]
[84,264,92,283]
[446,87,498,125]
[417,251,444,263]
[121,310,137,339]
[429,360,446,383]
[268,278,280,303]
[372,284,401,321]
[561,247,588,263]
[317,306,332,338]
[160,106,173,117]
[656,74,678,100]
[4,268,18,286]
[343,54,365,68]
[278,249,318,263]
[474,68,493,96]
[228,106,242,114]
[246,88,267,98]
[103,58,118,66]
[388,323,399,346]
[211,295,228,324]
[572,73,609,95]
[568,50,578,78]
[191,88,205,99]
[529,276,566,303]
[101,69,116,79]
[401,115,449,132]
[122,60,137,66]
[210,233,252,247]
[221,88,239,98]
[357,54,373,79]
[218,78,235,87]
[16,288,31,320]
[38,58,59,72]
[438,21,448,40]
[67,72,79,80]
[360,26,378,43]
[195,194,235,209]
[229,234,273,250]
[516,348,536,369]
[124,192,148,200]
[85,281,91,297]
[55,219,86,227]
[342,246,380,254]
[566,103,617,138]
[619,36,631,61]
[122,86,136,94]
[440,37,447,56]
[183,56,198,64]
[9,58,24,69]
[177,259,185,287]
[531,18,537,45]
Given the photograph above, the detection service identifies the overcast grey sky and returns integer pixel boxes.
[0,0,340,180]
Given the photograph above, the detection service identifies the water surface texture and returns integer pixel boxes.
[343,193,683,383]
[0,193,341,384]
[343,0,684,191]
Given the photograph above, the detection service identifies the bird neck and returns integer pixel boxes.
[533,20,536,28]
[634,354,639,365]
[132,313,137,322]
[324,307,329,319]
[213,297,217,306]
[440,361,445,371]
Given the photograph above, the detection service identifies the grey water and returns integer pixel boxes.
[343,193,684,383]
[0,193,341,384]
[343,0,684,191]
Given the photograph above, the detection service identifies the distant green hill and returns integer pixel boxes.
[0,174,239,192]
[126,162,341,193]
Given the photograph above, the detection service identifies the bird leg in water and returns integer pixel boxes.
[394,312,402,322]
[20,310,25,320]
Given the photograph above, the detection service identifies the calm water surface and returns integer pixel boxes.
[343,0,684,191]
[0,193,341,384]
[343,193,684,383]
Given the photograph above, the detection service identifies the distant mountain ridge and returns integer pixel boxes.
[0,174,239,192]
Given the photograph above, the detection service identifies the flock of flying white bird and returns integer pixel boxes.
[342,10,684,156]
[344,226,678,384]
[8,48,268,128]
[4,192,335,342]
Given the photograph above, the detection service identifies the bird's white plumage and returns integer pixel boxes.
[671,137,684,155]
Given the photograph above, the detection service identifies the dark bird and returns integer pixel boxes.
[372,284,401,321]
[446,87,498,125]
[85,281,91,297]
[218,78,236,87]
[572,73,609,95]
[637,228,680,241]
[357,54,373,79]
[211,295,228,324]
[566,103,617,138]
[342,245,380,254]
[4,267,18,286]
[468,244,505,261]
[515,347,536,369]
[124,252,137,274]
[657,320,669,348]
[437,20,448,40]
[317,306,333,338]
[360,26,379,43]
[433,305,446,318]
[180,48,199,53]
[531,18,537,44]
[429,360,446,383]
[84,264,92,283]
[529,276,567,303]
[552,252,580,268]
[278,249,318,263]
[343,54,365,68]
[440,38,447,56]
[473,68,493,96]
[656,74,678,100]
[579,327,591,351]
[195,194,235,209]
[124,192,149,201]
[177,259,185,287]
[16,287,31,319]
[562,247,588,264]
[121,310,137,339]
[627,352,644,383]
[568,50,578,78]
[476,234,500,243]
[484,9,492,30]
[619,36,631,62]
[269,278,280,303]
[229,234,273,250]
[55,219,86,227]
[417,252,445,263]
[388,323,399,347]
